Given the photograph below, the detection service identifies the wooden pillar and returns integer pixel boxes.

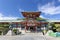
[25,26,26,32]
[33,26,36,32]
[25,22,27,32]
[35,26,37,31]
[16,23,18,28]
[1,31,3,35]
[34,23,37,32]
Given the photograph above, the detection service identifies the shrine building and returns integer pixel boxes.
[20,12,48,32]
[0,12,60,33]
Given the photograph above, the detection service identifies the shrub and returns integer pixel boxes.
[56,28,60,32]
[0,31,2,35]
[13,29,18,35]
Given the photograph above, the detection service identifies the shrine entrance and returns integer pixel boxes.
[29,26,35,32]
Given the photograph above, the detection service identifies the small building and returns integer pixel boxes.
[47,20,60,32]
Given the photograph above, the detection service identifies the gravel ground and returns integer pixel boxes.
[0,33,60,40]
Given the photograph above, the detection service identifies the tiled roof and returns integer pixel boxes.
[47,20,60,22]
[0,20,23,22]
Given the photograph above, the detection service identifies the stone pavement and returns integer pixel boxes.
[0,33,60,40]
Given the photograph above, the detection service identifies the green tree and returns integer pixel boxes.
[36,17,46,21]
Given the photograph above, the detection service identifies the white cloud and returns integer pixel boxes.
[39,15,49,19]
[38,2,60,15]
[0,17,19,20]
[0,13,19,20]
[39,15,45,18]
[19,9,25,12]
[58,0,60,2]
[0,13,3,17]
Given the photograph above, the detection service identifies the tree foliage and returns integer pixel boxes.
[36,17,46,21]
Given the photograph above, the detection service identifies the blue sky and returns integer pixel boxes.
[0,0,60,20]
